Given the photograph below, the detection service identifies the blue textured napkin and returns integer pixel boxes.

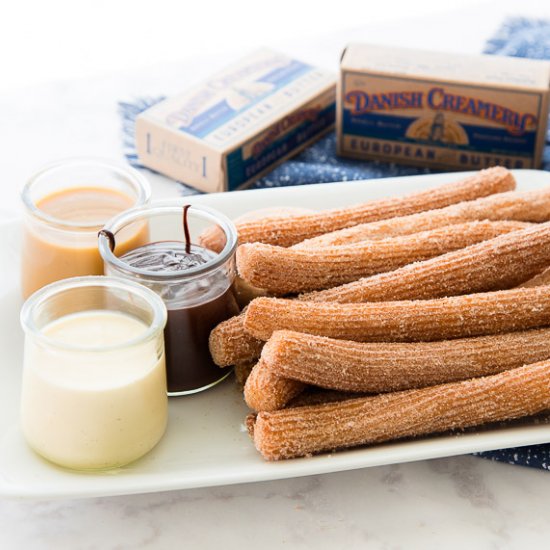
[119,17,550,471]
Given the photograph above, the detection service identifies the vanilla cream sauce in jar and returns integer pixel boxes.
[19,276,168,470]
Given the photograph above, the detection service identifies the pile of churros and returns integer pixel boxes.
[207,166,550,461]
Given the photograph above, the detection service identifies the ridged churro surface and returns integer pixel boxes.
[209,312,264,367]
[243,358,305,412]
[301,221,550,303]
[235,167,515,246]
[262,329,550,393]
[201,207,315,254]
[245,287,550,342]
[252,361,550,460]
[295,187,550,248]
[237,221,529,294]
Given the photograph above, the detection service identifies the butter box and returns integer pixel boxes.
[337,43,550,170]
[136,49,336,192]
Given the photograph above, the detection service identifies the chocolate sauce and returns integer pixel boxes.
[164,287,238,393]
[182,204,191,254]
[118,205,237,394]
[98,229,116,252]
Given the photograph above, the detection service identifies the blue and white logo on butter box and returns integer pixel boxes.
[165,58,311,140]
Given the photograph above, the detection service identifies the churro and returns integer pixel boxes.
[245,390,365,437]
[201,207,314,253]
[209,312,263,367]
[237,221,529,294]
[262,329,550,393]
[252,360,550,460]
[244,286,550,343]
[244,358,306,412]
[301,221,550,303]
[231,167,515,247]
[295,187,550,248]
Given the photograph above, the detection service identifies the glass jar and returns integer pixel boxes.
[20,276,168,471]
[99,201,239,396]
[20,158,151,299]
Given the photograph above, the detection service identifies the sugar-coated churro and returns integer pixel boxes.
[232,167,515,247]
[252,360,550,460]
[209,312,264,367]
[295,187,550,248]
[245,389,364,438]
[237,221,530,294]
[244,358,306,412]
[244,356,369,411]
[301,221,550,303]
[201,207,315,253]
[262,329,550,393]
[244,287,550,343]
[245,390,366,436]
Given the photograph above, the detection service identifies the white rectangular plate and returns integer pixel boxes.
[3,169,550,500]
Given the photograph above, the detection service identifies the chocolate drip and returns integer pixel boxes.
[98,229,116,252]
[183,205,191,254]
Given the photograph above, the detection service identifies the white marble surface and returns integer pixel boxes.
[2,456,550,549]
[3,4,550,549]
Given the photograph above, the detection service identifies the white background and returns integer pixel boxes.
[1,0,548,92]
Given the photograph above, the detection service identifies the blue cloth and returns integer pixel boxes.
[119,17,550,471]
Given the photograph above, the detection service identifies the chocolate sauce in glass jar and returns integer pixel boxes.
[119,241,238,393]
[99,203,238,396]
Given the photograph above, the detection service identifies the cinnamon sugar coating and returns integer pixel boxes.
[296,187,550,248]
[201,207,315,254]
[243,391,360,437]
[243,358,305,412]
[262,329,550,393]
[234,166,515,247]
[210,217,550,367]
[244,287,550,343]
[252,361,550,460]
[237,221,529,294]
[301,222,550,303]
[209,312,264,367]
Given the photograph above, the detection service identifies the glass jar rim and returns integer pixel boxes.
[20,276,168,353]
[98,201,238,281]
[21,157,151,231]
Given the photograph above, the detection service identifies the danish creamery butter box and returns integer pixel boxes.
[337,43,550,169]
[136,49,336,192]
